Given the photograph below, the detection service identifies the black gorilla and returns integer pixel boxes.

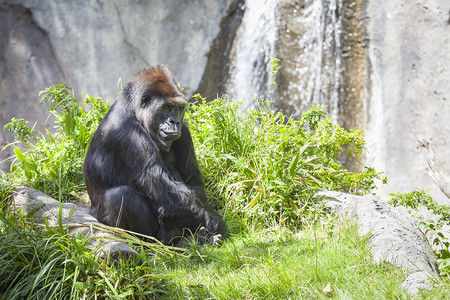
[83,66,226,245]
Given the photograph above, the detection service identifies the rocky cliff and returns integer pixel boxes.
[0,0,236,171]
[364,0,450,202]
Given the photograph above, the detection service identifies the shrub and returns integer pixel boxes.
[3,84,110,201]
[3,83,383,229]
[0,81,391,297]
[389,189,450,277]
[186,96,384,230]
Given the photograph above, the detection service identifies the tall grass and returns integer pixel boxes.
[186,96,384,230]
[0,184,181,299]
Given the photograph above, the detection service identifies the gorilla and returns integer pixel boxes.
[83,66,226,245]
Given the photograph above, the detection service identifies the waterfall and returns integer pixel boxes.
[284,0,343,119]
[228,0,343,120]
[306,0,341,116]
[227,0,278,108]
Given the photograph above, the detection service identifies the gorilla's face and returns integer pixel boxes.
[129,67,187,152]
[135,92,187,153]
[154,98,186,152]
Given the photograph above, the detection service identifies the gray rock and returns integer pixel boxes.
[195,0,244,100]
[363,0,450,204]
[0,3,64,172]
[316,190,438,295]
[5,0,234,98]
[11,187,138,259]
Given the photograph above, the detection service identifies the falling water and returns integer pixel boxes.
[227,0,278,107]
[228,0,343,120]
[295,0,342,120]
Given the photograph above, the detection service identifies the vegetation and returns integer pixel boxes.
[389,189,450,277]
[187,96,383,231]
[2,64,446,297]
[3,80,383,230]
[3,84,109,202]
[0,193,177,299]
[0,186,409,299]
[155,220,408,299]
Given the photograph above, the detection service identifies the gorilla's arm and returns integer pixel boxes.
[173,124,207,195]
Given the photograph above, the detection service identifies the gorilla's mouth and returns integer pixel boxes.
[159,129,181,141]
[157,130,180,152]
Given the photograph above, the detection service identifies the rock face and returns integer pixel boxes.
[1,0,449,205]
[363,0,450,203]
[195,0,245,99]
[269,0,450,202]
[316,190,438,295]
[0,4,64,170]
[0,0,235,171]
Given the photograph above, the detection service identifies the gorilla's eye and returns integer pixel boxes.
[141,95,151,107]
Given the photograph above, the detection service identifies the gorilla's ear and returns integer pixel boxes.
[120,81,140,105]
[122,82,133,97]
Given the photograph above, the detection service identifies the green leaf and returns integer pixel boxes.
[14,147,36,178]
[73,281,89,290]
[14,147,27,162]
[244,191,262,209]
[45,128,56,143]
[288,142,311,177]
[223,154,243,167]
[288,153,300,177]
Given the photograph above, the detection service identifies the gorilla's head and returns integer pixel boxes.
[127,66,187,152]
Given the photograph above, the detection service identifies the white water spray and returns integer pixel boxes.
[228,0,342,119]
[290,0,342,119]
[228,0,278,108]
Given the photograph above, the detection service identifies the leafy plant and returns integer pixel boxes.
[186,97,384,230]
[0,75,414,298]
[3,78,383,231]
[3,84,110,201]
[389,189,450,277]
[268,57,280,101]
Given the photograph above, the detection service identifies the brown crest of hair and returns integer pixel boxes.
[136,65,183,99]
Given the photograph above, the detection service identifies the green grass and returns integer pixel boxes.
[0,194,179,299]
[420,280,450,299]
[0,200,412,299]
[155,219,409,299]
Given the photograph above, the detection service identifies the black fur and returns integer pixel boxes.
[83,66,226,244]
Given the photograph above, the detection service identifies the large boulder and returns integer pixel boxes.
[11,187,139,259]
